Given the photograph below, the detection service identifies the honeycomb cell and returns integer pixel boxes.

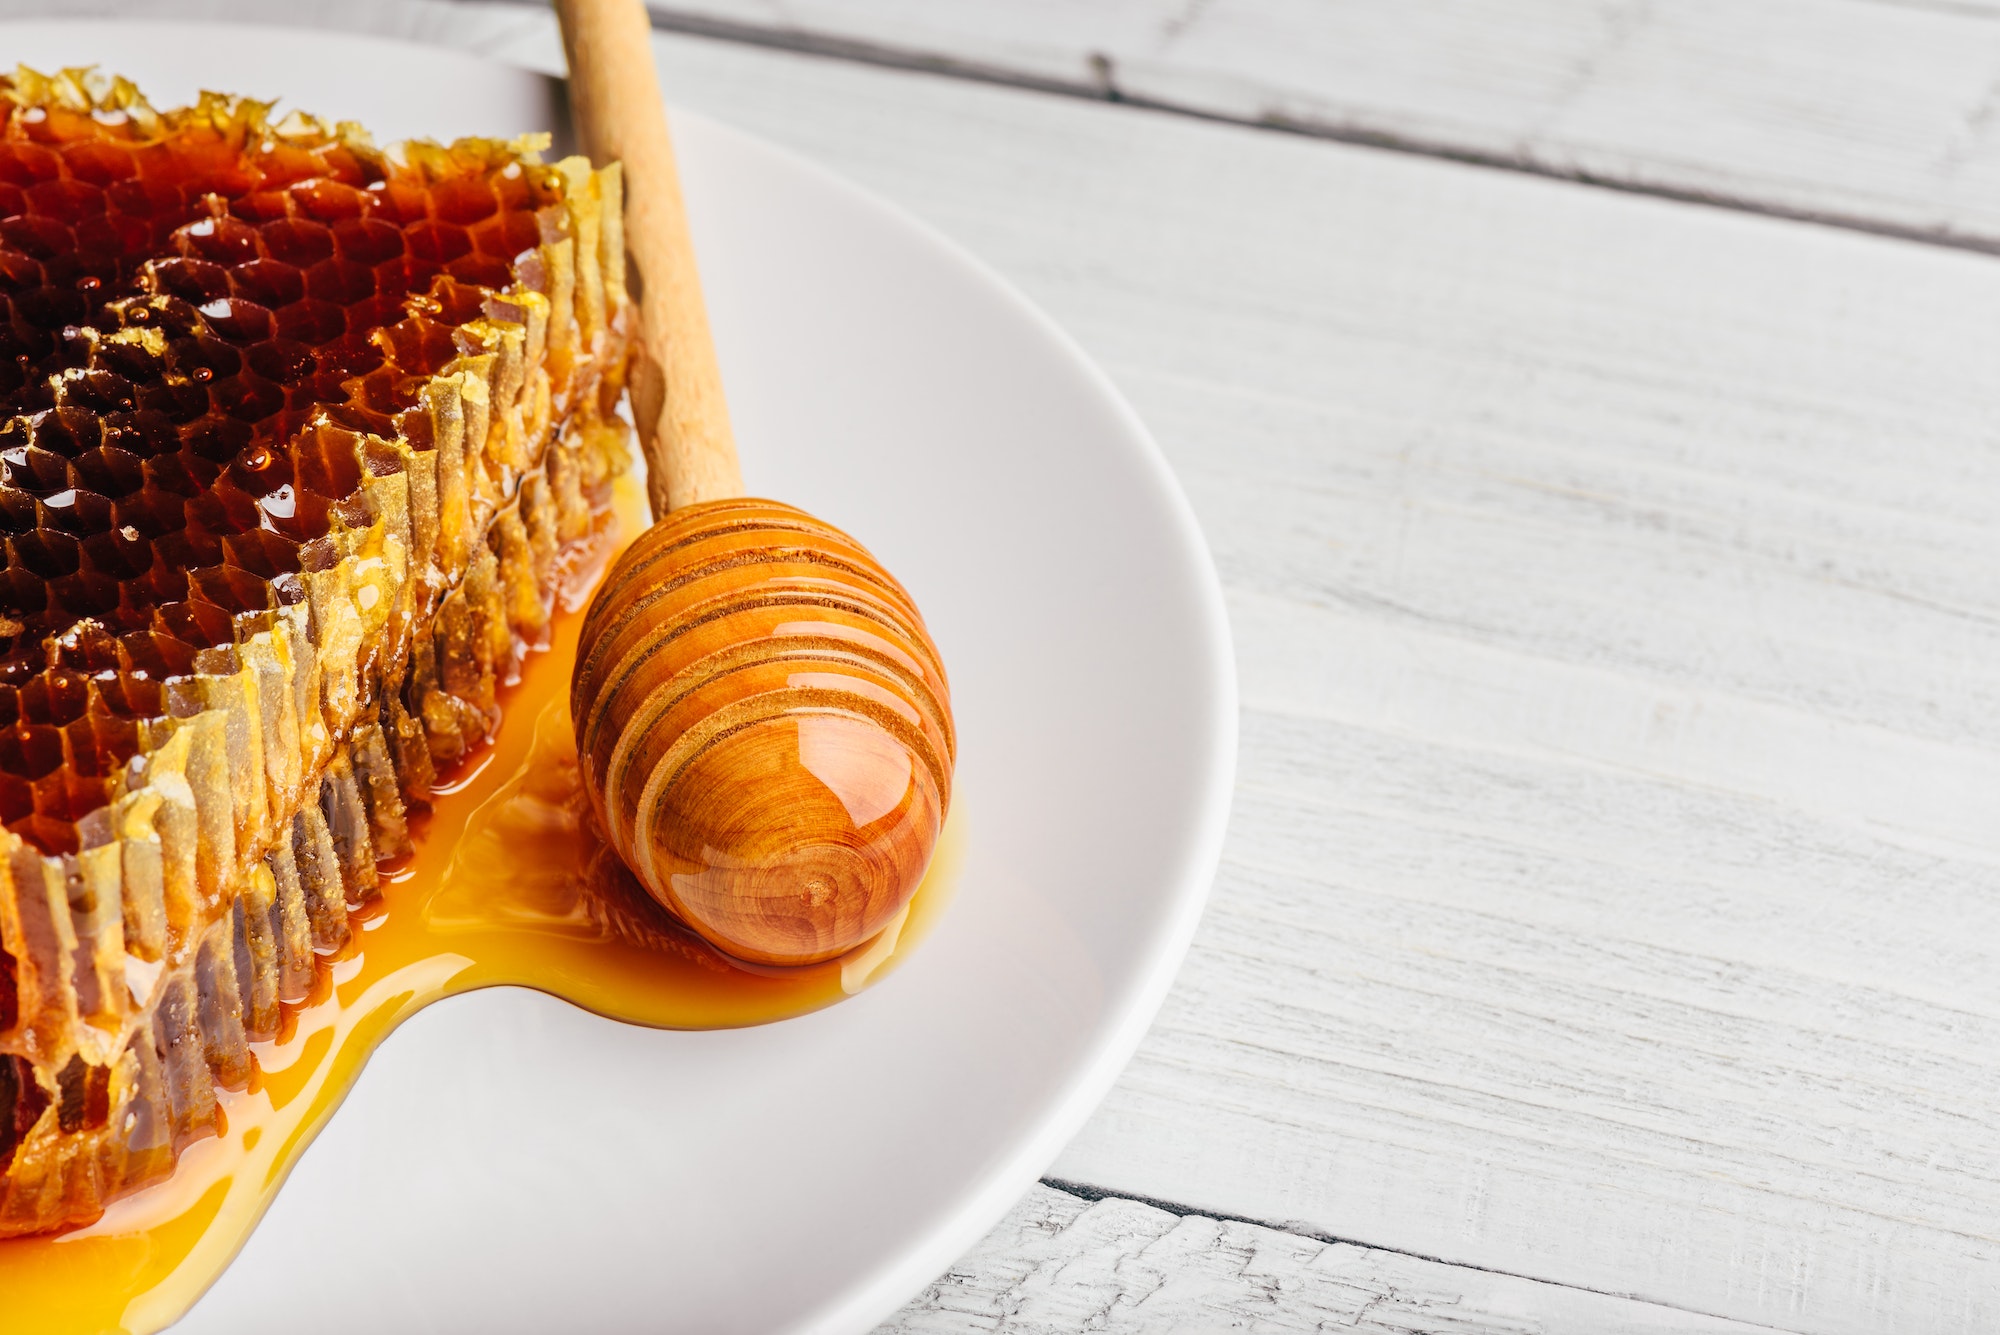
[180,215,260,266]
[149,256,227,303]
[26,177,105,224]
[48,569,120,621]
[62,713,137,778]
[118,628,195,679]
[0,722,64,779]
[0,55,566,848]
[60,140,138,188]
[12,528,79,578]
[199,296,274,344]
[331,216,403,265]
[6,443,70,493]
[1,213,72,259]
[302,257,373,305]
[404,219,471,266]
[18,669,88,726]
[51,620,119,674]
[13,280,84,329]
[246,338,314,385]
[53,368,134,415]
[80,525,151,580]
[187,563,271,615]
[260,217,333,267]
[430,174,498,226]
[446,253,512,289]
[71,444,146,498]
[469,210,541,259]
[0,142,60,187]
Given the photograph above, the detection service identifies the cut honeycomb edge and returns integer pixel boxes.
[0,71,638,1237]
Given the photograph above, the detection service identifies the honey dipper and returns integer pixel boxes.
[555,0,956,967]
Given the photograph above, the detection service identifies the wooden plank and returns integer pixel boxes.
[883,1183,1771,1334]
[596,31,2000,1335]
[18,2,2000,1330]
[642,0,2000,249]
[110,0,2000,247]
[0,0,565,65]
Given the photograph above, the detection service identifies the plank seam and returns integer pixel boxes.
[1036,1176,1801,1333]
[551,0,2000,260]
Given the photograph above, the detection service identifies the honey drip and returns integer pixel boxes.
[0,483,963,1335]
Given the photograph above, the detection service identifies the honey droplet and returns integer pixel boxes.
[243,446,274,471]
[76,276,100,293]
[190,366,212,383]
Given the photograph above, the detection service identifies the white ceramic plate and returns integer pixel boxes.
[0,20,1235,1334]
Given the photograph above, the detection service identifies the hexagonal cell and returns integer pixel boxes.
[0,1059,50,1172]
[0,91,572,853]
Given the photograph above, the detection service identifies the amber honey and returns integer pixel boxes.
[0,77,657,1243]
[0,478,963,1335]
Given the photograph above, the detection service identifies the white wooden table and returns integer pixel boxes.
[21,1,2000,1330]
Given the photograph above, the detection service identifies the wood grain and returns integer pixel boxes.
[145,0,2000,254]
[577,31,2000,1334]
[557,0,744,513]
[645,0,2000,250]
[556,0,956,968]
[9,1,2000,1331]
[884,1183,1770,1334]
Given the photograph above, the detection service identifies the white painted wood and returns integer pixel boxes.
[79,0,2000,246]
[647,0,2000,247]
[8,2,2000,1331]
[534,30,2000,1333]
[883,1184,1769,1334]
[0,0,562,66]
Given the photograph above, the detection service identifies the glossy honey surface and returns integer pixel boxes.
[0,481,962,1335]
[572,498,956,967]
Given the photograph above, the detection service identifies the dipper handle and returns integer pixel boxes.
[556,0,742,516]
[556,0,957,969]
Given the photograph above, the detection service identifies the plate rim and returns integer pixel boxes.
[668,112,1239,1331]
[0,18,1241,1331]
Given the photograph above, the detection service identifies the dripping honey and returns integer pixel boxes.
[0,481,963,1335]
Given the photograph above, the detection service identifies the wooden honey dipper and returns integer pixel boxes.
[556,0,955,967]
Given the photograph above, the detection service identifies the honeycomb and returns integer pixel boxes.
[0,69,633,1235]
